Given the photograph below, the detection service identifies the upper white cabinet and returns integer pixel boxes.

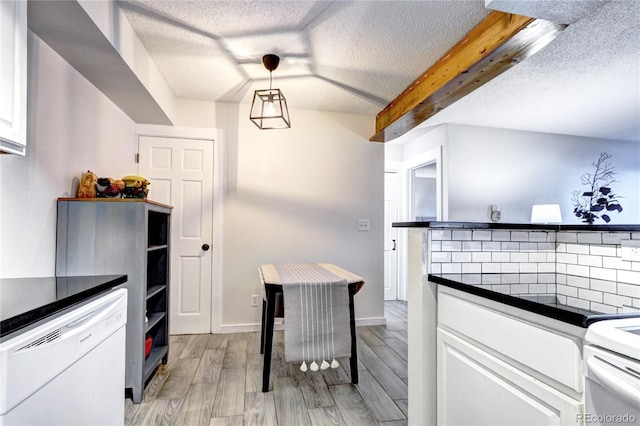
[0,0,27,155]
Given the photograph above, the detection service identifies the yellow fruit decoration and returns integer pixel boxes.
[122,175,151,188]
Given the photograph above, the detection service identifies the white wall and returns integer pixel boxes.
[214,103,385,329]
[402,125,448,162]
[386,124,449,222]
[447,125,640,223]
[0,33,137,278]
[172,101,386,329]
[386,124,640,225]
[174,99,217,128]
[1,34,385,330]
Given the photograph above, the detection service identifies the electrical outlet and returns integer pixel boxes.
[490,205,501,222]
[621,240,640,261]
[357,219,370,231]
[251,294,260,307]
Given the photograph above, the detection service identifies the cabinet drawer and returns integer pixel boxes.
[438,327,582,426]
[438,291,583,393]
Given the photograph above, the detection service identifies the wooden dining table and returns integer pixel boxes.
[258,263,365,392]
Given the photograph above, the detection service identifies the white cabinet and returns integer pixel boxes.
[438,328,582,426]
[0,0,27,155]
[437,288,585,426]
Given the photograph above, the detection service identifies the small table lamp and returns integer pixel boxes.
[531,204,563,224]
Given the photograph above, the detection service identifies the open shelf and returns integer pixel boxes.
[143,346,169,382]
[145,312,165,333]
[56,199,171,404]
[146,285,166,300]
[148,211,168,247]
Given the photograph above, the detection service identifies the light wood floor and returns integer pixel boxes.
[125,301,408,426]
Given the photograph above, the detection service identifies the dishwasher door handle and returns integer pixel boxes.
[587,357,640,409]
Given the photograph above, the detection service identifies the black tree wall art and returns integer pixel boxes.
[572,152,623,224]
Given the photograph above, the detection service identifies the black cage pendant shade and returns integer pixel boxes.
[250,54,291,129]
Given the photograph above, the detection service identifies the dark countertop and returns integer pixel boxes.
[430,274,640,328]
[393,221,640,231]
[0,274,127,338]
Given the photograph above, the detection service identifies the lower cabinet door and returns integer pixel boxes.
[437,327,582,426]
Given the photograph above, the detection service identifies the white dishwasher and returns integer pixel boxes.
[584,317,640,426]
[0,288,127,425]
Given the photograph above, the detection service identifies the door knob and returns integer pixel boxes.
[202,244,210,251]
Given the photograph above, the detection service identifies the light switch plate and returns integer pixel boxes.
[621,240,640,261]
[357,219,370,231]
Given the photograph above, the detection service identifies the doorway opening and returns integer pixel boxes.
[411,162,438,221]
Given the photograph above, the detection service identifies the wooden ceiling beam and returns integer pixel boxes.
[370,11,566,143]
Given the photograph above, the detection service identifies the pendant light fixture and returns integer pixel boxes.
[250,54,291,129]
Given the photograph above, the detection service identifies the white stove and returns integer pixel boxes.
[583,317,640,426]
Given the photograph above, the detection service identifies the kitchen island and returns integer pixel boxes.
[393,221,640,425]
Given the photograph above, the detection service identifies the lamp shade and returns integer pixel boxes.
[249,88,291,129]
[530,204,563,224]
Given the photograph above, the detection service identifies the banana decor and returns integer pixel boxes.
[122,175,150,188]
[121,175,150,199]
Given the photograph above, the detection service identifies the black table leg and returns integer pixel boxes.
[262,287,276,392]
[260,299,267,354]
[348,283,358,384]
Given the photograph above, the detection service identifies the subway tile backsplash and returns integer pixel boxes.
[429,229,640,314]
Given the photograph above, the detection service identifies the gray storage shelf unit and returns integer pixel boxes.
[56,198,172,403]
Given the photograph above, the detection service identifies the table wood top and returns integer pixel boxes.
[259,263,364,286]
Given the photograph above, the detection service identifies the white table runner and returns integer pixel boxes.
[273,263,351,371]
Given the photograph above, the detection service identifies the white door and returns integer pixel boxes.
[138,136,213,334]
[384,172,399,300]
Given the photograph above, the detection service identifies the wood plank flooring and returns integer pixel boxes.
[125,301,407,426]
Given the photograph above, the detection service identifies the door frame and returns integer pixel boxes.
[384,171,400,301]
[395,146,445,300]
[135,124,224,334]
[406,146,445,222]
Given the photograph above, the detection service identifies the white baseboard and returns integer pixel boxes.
[356,316,387,326]
[218,316,386,334]
[219,320,283,334]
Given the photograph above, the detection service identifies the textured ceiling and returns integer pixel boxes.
[119,0,490,115]
[118,0,640,143]
[412,0,640,144]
